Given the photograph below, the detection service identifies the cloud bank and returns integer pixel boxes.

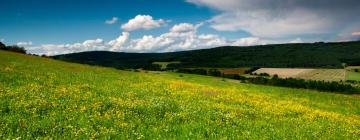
[27,21,268,56]
[187,0,360,38]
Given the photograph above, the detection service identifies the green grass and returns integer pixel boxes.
[0,50,359,139]
[346,66,360,81]
[347,71,360,81]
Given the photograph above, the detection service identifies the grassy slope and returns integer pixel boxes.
[0,50,359,139]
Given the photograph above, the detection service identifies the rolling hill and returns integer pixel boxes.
[53,41,360,69]
[0,50,359,139]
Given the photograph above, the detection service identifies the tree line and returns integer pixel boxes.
[0,42,26,54]
[54,41,360,69]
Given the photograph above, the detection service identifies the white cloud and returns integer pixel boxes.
[121,15,166,31]
[108,32,130,51]
[290,38,304,44]
[82,38,104,47]
[28,39,107,56]
[17,41,33,46]
[0,38,4,42]
[170,23,197,32]
[28,22,272,55]
[209,10,330,37]
[187,0,360,38]
[105,17,118,25]
[125,23,227,52]
[124,22,266,52]
[231,37,264,46]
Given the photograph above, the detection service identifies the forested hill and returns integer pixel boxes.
[53,41,360,69]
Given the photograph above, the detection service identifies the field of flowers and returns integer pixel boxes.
[0,50,359,139]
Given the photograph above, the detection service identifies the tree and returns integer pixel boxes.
[0,42,6,49]
[0,42,27,54]
[341,63,347,69]
[143,64,162,71]
[208,69,221,77]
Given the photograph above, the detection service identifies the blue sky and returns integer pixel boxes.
[1,0,359,55]
[0,0,214,44]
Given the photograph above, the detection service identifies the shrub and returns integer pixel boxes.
[177,68,207,75]
[192,69,207,75]
[208,69,221,77]
[143,64,162,71]
[245,67,260,74]
[259,73,270,77]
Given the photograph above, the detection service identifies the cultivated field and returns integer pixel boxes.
[347,71,360,81]
[0,51,359,139]
[253,68,314,78]
[296,69,346,81]
[220,68,251,75]
[346,66,360,81]
[253,68,346,81]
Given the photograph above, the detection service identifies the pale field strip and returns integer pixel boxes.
[253,68,315,78]
[295,69,346,82]
[253,68,346,82]
[346,66,360,70]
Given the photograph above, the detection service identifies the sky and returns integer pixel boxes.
[1,0,360,55]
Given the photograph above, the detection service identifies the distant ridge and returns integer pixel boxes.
[53,41,360,69]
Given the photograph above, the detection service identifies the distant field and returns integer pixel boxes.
[346,66,360,81]
[253,68,314,78]
[253,68,346,81]
[0,51,359,139]
[347,71,360,81]
[220,68,251,75]
[153,61,180,69]
[296,69,346,81]
[346,66,360,70]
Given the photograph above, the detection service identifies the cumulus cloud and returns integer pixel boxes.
[28,22,271,55]
[28,39,107,56]
[108,32,130,51]
[231,37,264,46]
[121,15,166,31]
[82,38,104,47]
[124,22,228,52]
[17,41,33,46]
[187,0,360,38]
[105,17,118,24]
[170,23,197,32]
[122,22,265,52]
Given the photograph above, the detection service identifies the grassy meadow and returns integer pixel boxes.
[0,50,359,139]
[347,66,360,81]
